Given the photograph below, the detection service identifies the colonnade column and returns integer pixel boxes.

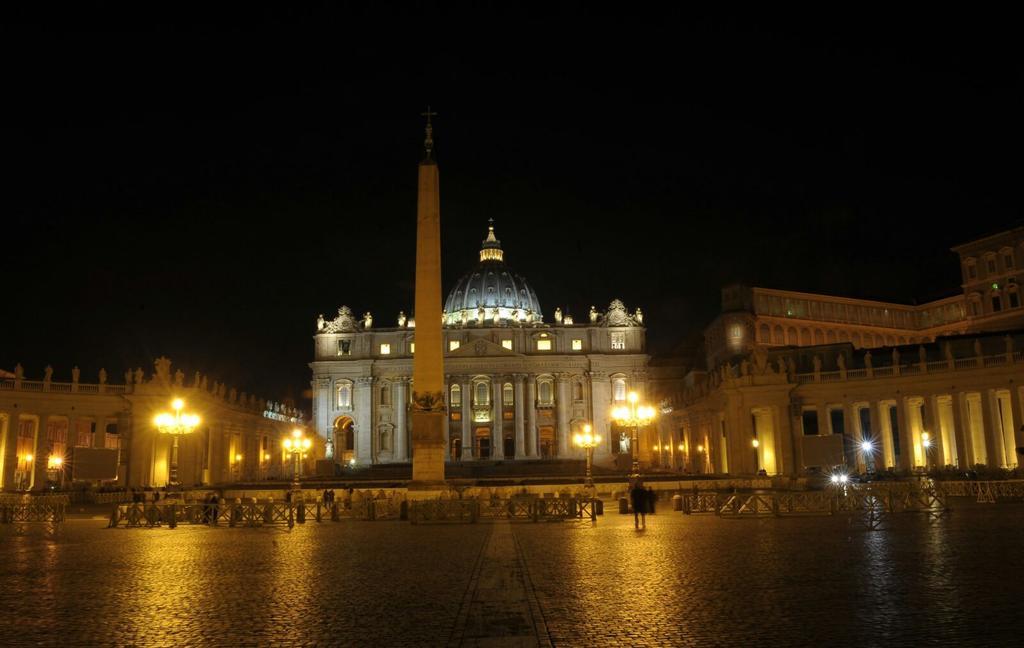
[2,414,18,490]
[1010,385,1024,468]
[32,415,49,491]
[870,402,890,469]
[461,377,473,460]
[354,377,374,465]
[951,393,971,468]
[492,380,504,460]
[395,377,408,462]
[525,376,537,458]
[926,394,945,468]
[980,389,1002,467]
[896,398,913,471]
[555,373,570,457]
[846,403,865,472]
[513,374,526,459]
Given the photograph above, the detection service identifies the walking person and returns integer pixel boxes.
[630,480,647,529]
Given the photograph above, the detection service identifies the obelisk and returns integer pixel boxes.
[411,108,446,484]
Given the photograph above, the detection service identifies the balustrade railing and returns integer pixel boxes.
[793,350,1024,384]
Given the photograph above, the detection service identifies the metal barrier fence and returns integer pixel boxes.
[935,480,1024,503]
[409,496,599,524]
[1,501,67,523]
[677,486,949,529]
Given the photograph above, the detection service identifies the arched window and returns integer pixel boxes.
[538,378,554,406]
[335,381,352,409]
[380,384,391,406]
[992,292,1003,312]
[503,383,514,405]
[450,384,461,407]
[759,324,770,342]
[1009,286,1020,309]
[573,381,583,401]
[612,377,627,403]
[474,381,489,406]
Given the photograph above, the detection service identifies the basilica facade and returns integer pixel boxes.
[310,224,652,468]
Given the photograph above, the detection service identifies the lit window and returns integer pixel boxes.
[538,379,553,406]
[501,339,513,350]
[571,339,583,351]
[338,339,352,356]
[336,382,352,409]
[450,384,461,406]
[536,338,552,351]
[613,378,626,403]
[449,340,461,351]
[503,383,514,405]
[474,381,489,406]
[410,342,415,353]
[379,343,391,355]
[611,332,625,350]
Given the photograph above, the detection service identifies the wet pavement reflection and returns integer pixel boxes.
[0,504,1021,646]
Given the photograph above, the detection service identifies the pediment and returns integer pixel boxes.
[448,337,521,357]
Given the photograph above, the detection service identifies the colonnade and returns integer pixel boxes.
[659,384,1024,476]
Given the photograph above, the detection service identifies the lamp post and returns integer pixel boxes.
[860,439,876,474]
[153,398,201,489]
[611,392,656,478]
[572,423,601,488]
[282,428,311,491]
[48,455,65,490]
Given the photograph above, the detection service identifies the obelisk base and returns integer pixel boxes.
[411,411,446,484]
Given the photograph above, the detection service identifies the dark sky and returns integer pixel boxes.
[3,6,1021,408]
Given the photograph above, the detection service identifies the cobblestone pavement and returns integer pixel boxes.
[1,505,1022,647]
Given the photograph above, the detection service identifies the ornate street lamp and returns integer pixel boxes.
[282,428,312,491]
[611,391,656,478]
[154,398,201,489]
[572,423,601,488]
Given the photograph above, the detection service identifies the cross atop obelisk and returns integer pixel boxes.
[410,108,446,485]
[421,106,437,160]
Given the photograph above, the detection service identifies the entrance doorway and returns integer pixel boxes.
[475,428,491,459]
[538,426,555,458]
[450,437,462,461]
[333,417,355,464]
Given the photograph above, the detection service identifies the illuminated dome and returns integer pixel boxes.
[443,222,543,327]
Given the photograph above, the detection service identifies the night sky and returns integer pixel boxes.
[3,7,1021,409]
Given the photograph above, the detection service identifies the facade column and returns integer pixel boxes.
[2,413,18,490]
[925,394,945,469]
[951,392,972,468]
[589,371,611,459]
[354,377,374,465]
[460,377,473,460]
[555,373,570,458]
[395,377,408,462]
[1010,385,1024,468]
[525,376,537,458]
[513,374,526,459]
[491,379,504,460]
[980,389,1003,468]
[896,397,913,471]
